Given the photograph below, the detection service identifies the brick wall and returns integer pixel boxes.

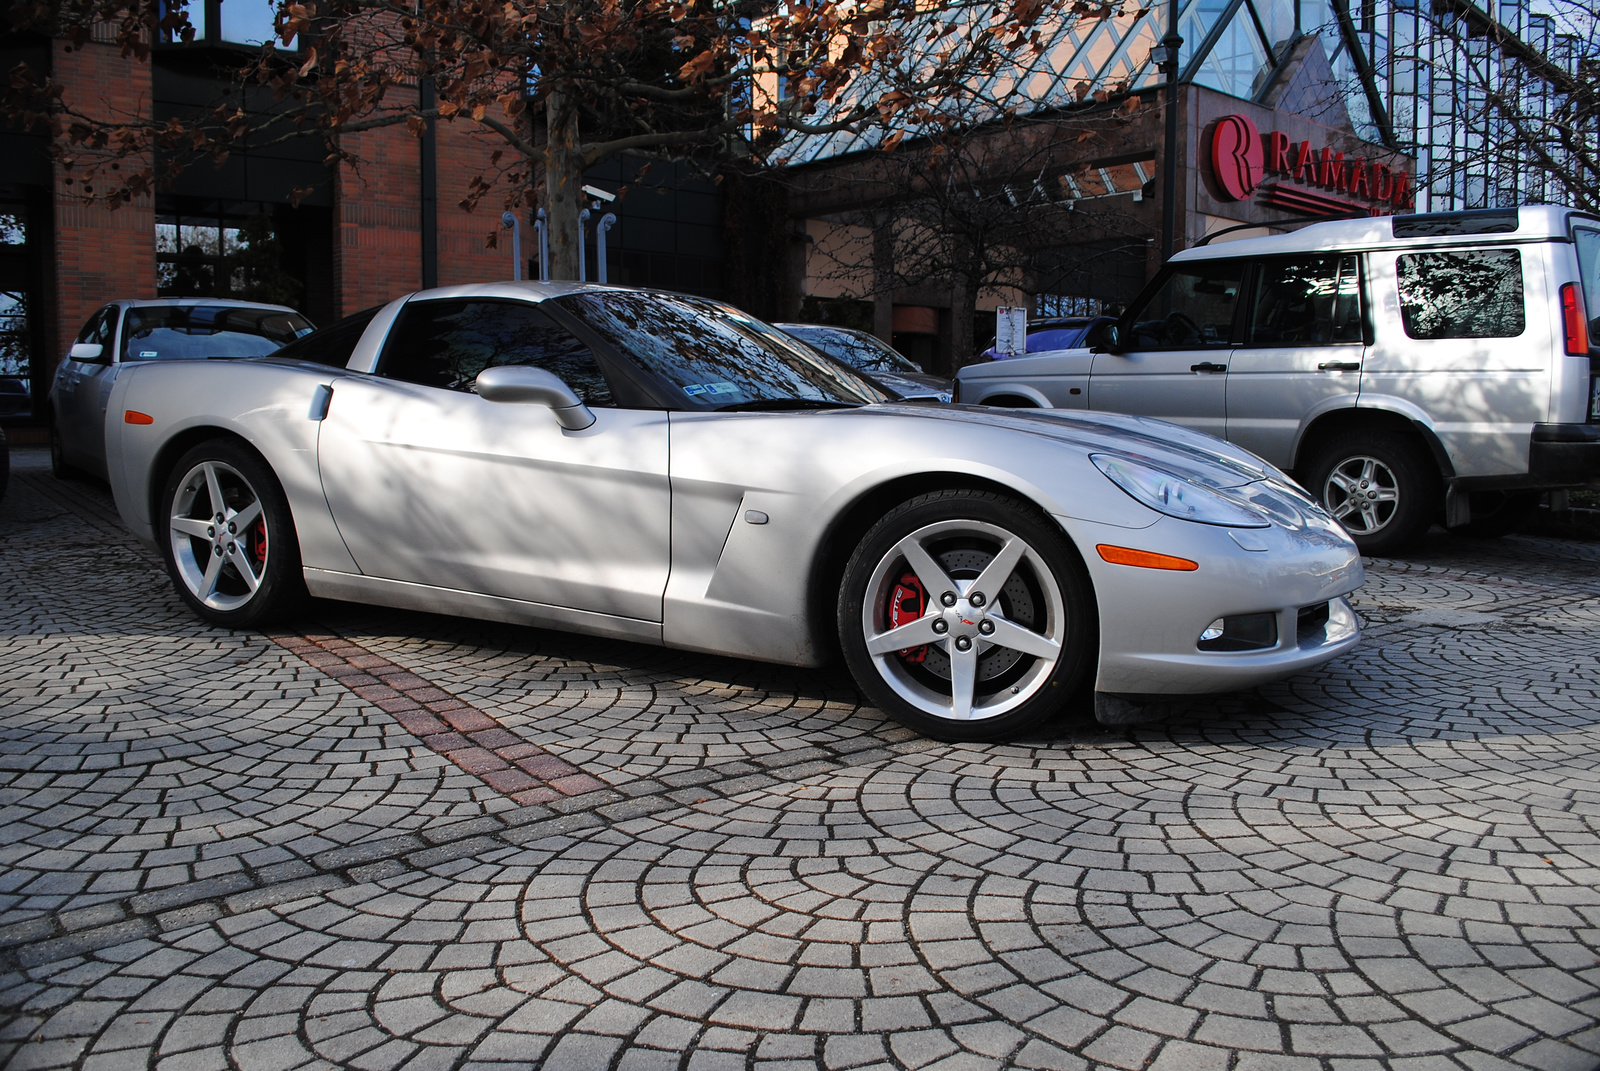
[335,123,422,316]
[434,118,522,287]
[51,38,155,374]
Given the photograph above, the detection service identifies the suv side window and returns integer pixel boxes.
[1396,249,1525,339]
[379,299,616,406]
[1126,262,1243,349]
[1248,256,1362,345]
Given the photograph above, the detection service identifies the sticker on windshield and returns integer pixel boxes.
[706,382,738,395]
[682,384,708,397]
[140,351,158,358]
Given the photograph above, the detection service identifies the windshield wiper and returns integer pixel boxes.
[715,399,861,412]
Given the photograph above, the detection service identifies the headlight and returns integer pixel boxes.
[1091,454,1271,528]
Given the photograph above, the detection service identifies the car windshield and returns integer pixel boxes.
[789,328,921,375]
[556,292,886,410]
[122,305,313,362]
[1025,325,1089,352]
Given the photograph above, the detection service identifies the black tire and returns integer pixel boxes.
[159,439,305,628]
[837,489,1095,742]
[1456,490,1539,539]
[1302,431,1440,556]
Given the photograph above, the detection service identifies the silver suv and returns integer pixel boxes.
[956,206,1600,554]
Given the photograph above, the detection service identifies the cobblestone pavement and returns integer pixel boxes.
[3,446,1599,1071]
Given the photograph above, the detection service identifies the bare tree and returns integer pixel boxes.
[5,0,1124,278]
[1325,0,1599,211]
[795,98,1154,370]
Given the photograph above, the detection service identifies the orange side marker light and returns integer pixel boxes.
[124,411,154,425]
[1096,544,1199,571]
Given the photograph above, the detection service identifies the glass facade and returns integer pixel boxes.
[789,0,1596,213]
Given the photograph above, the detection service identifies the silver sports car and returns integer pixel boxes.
[104,283,1363,741]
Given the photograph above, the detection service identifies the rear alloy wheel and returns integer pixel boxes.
[161,440,303,628]
[1303,432,1438,556]
[838,490,1094,742]
[49,420,77,480]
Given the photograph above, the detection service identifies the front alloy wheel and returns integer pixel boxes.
[1321,454,1400,537]
[161,440,303,627]
[839,491,1094,741]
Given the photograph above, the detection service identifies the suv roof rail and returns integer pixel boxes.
[1194,210,1373,247]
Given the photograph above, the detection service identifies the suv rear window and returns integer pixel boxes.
[1396,250,1525,340]
[1573,227,1600,344]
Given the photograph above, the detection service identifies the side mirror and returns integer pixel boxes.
[69,342,106,363]
[475,365,595,430]
[1085,320,1123,353]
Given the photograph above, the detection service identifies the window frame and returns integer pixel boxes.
[374,297,632,408]
[1241,253,1366,348]
[1117,257,1250,351]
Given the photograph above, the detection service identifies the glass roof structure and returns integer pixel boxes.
[785,0,1598,213]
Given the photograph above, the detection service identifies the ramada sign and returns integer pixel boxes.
[1210,113,1414,216]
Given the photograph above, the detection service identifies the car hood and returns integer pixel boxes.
[872,369,954,400]
[874,402,1276,490]
[959,347,1092,376]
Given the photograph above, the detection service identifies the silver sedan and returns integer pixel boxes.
[103,283,1362,741]
[50,298,313,480]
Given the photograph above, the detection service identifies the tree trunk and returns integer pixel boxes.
[950,272,977,374]
[544,91,583,280]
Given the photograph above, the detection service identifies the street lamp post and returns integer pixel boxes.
[1155,1,1184,262]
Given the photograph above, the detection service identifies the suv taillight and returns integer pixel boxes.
[1560,282,1589,355]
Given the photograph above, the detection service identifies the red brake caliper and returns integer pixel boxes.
[249,518,268,565]
[888,572,929,662]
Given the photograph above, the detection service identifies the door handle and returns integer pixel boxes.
[1317,361,1361,372]
[1190,362,1228,373]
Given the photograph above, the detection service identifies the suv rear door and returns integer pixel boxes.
[1226,254,1365,469]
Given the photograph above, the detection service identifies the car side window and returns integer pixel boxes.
[378,299,616,406]
[1248,255,1362,346]
[1126,262,1243,349]
[270,307,378,368]
[1396,249,1525,339]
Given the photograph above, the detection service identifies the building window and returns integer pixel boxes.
[156,208,302,308]
[1036,294,1109,317]
[0,205,33,418]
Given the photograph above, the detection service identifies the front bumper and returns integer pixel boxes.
[1056,510,1364,697]
[1529,423,1600,483]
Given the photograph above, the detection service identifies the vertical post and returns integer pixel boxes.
[534,209,549,281]
[577,207,591,282]
[596,213,617,283]
[500,212,522,281]
[1159,0,1184,262]
[419,77,438,289]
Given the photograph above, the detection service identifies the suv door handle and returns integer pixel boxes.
[1317,361,1361,372]
[1190,362,1228,373]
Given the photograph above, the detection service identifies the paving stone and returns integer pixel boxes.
[3,460,1600,1069]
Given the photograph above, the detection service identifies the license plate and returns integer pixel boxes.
[1592,376,1600,420]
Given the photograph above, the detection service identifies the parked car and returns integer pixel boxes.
[979,315,1117,361]
[956,207,1600,554]
[103,282,1361,741]
[776,323,953,401]
[50,299,314,481]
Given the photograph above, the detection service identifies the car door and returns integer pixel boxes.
[1089,259,1244,438]
[1226,254,1365,469]
[57,307,119,473]
[317,297,672,622]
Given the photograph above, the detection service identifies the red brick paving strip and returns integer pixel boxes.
[267,631,607,806]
